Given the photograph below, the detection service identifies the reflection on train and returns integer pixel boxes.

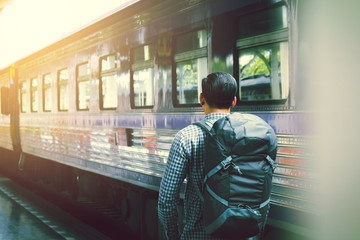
[0,0,312,239]
[240,74,282,101]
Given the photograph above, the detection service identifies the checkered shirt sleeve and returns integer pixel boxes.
[158,113,229,240]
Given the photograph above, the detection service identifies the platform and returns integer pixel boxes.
[0,174,111,240]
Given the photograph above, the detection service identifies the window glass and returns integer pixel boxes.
[101,55,117,71]
[176,58,207,104]
[43,74,52,112]
[133,68,154,106]
[239,42,288,101]
[238,6,288,38]
[30,78,38,112]
[134,45,154,62]
[175,30,208,105]
[100,55,118,109]
[237,5,289,102]
[176,29,207,53]
[58,69,69,111]
[20,81,27,113]
[132,45,155,107]
[77,63,90,110]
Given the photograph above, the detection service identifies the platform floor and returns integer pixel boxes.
[0,190,64,239]
[0,174,111,240]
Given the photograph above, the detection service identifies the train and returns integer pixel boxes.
[0,0,313,239]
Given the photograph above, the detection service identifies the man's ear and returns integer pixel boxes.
[231,97,237,108]
[199,93,205,106]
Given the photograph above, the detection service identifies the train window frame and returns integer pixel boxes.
[19,81,27,113]
[42,73,52,112]
[76,62,90,111]
[99,54,118,110]
[236,5,289,105]
[172,29,208,108]
[130,44,155,109]
[30,77,38,113]
[57,68,69,112]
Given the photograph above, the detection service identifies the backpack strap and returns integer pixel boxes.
[201,155,240,207]
[206,184,229,206]
[205,184,271,209]
[192,120,212,133]
[265,155,276,170]
[192,120,229,154]
[194,182,205,202]
[203,156,233,184]
[259,198,271,208]
[191,119,220,203]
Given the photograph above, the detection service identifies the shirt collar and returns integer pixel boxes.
[204,112,229,121]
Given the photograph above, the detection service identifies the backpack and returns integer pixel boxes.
[193,112,277,238]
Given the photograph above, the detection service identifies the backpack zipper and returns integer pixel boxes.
[231,162,243,175]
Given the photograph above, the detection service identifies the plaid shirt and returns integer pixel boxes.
[158,113,229,240]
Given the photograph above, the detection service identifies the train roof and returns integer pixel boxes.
[0,0,271,76]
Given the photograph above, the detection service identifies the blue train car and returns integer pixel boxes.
[0,0,313,238]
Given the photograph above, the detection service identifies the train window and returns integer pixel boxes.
[30,78,38,112]
[58,69,69,111]
[76,62,90,110]
[174,29,208,106]
[20,81,27,113]
[238,5,288,38]
[100,55,118,109]
[131,44,155,108]
[43,74,52,112]
[237,6,289,102]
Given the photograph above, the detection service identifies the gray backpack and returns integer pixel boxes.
[193,112,277,238]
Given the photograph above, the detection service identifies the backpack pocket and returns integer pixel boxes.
[205,206,262,239]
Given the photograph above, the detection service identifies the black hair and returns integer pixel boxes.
[202,72,237,109]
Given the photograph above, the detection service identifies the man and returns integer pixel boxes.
[158,72,238,239]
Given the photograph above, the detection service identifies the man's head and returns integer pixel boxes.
[201,72,237,109]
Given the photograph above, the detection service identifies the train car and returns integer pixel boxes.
[0,67,13,151]
[0,0,313,239]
